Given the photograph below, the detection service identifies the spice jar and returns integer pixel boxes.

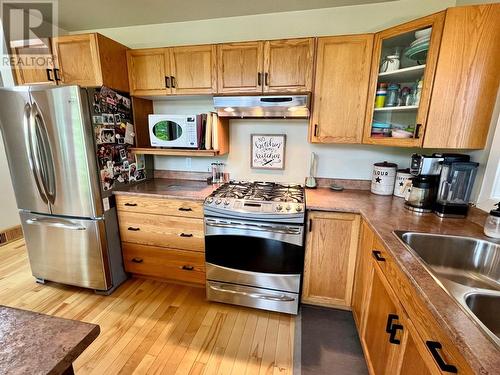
[385,83,400,107]
[375,83,387,108]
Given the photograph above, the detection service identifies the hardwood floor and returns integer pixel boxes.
[0,239,295,374]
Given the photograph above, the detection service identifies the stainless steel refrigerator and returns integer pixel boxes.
[0,85,129,293]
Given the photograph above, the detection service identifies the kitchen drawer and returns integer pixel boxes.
[115,194,203,219]
[122,242,205,285]
[371,237,472,374]
[117,211,204,252]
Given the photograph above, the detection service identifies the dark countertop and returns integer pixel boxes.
[113,178,217,201]
[306,188,499,374]
[0,305,99,375]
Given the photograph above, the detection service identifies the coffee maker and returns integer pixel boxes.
[405,153,479,217]
[434,155,479,217]
[405,154,443,213]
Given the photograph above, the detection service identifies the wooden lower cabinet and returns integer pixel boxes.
[302,211,360,308]
[356,222,470,375]
[116,194,206,286]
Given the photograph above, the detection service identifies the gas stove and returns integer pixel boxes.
[203,181,305,223]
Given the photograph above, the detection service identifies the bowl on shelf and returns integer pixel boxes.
[391,129,414,138]
[415,27,432,39]
[405,43,429,61]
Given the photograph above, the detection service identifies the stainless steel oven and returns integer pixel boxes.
[204,216,305,314]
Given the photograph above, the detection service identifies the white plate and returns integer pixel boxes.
[415,27,432,39]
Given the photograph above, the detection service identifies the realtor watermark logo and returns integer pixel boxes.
[1,0,58,70]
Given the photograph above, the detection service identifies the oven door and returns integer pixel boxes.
[204,217,305,293]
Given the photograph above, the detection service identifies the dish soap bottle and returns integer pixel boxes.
[484,202,500,239]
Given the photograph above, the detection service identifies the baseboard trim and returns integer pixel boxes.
[0,225,23,246]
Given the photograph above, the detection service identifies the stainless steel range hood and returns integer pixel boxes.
[213,94,310,118]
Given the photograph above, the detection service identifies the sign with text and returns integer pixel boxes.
[251,134,286,170]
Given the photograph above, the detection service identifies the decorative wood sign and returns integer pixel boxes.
[251,134,286,170]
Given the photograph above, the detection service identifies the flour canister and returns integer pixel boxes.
[371,161,398,195]
[393,168,413,198]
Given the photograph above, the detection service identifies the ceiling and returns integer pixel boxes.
[57,0,395,31]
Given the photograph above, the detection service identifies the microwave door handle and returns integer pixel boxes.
[32,103,56,204]
[24,103,48,204]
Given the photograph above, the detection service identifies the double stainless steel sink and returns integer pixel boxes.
[394,231,500,347]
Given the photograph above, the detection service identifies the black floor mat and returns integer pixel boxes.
[300,305,368,375]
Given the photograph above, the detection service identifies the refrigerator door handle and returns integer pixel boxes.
[31,102,56,204]
[23,103,48,204]
[25,217,87,231]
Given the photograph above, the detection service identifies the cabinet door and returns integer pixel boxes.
[11,39,56,85]
[310,35,373,144]
[127,48,169,96]
[351,219,375,328]
[302,211,360,308]
[423,4,500,149]
[169,45,217,94]
[263,38,314,93]
[52,34,103,86]
[217,42,264,93]
[362,12,445,147]
[361,260,404,374]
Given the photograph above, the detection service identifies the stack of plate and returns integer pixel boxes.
[405,27,432,61]
[371,121,392,137]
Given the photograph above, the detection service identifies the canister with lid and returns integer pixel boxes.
[393,168,412,198]
[371,161,398,195]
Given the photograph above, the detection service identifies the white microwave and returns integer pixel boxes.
[148,114,199,148]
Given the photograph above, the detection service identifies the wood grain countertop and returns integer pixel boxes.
[0,305,99,375]
[306,187,499,374]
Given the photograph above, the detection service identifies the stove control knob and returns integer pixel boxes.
[296,205,302,212]
[224,200,230,206]
[276,204,283,211]
[215,199,222,205]
[285,205,291,211]
[206,197,214,204]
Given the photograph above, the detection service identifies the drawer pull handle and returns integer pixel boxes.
[385,314,402,345]
[132,258,143,263]
[124,203,137,206]
[372,250,386,262]
[182,265,194,271]
[180,233,193,237]
[426,341,458,373]
[178,207,192,212]
[128,227,140,231]
[385,314,399,333]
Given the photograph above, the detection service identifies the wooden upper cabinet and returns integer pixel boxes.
[263,38,314,93]
[362,12,445,148]
[302,211,360,308]
[423,4,500,149]
[169,45,217,94]
[51,33,129,92]
[310,35,373,144]
[217,41,264,93]
[10,39,56,85]
[127,48,169,96]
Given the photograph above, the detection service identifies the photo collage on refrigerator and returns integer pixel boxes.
[90,87,146,191]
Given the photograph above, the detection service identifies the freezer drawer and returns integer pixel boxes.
[20,211,111,290]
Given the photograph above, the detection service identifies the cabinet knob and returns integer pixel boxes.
[372,250,386,262]
[426,341,458,373]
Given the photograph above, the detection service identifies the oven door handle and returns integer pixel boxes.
[209,284,296,302]
[205,220,302,235]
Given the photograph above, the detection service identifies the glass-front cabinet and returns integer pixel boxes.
[363,12,445,147]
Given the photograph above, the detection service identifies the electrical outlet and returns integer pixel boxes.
[185,157,192,169]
